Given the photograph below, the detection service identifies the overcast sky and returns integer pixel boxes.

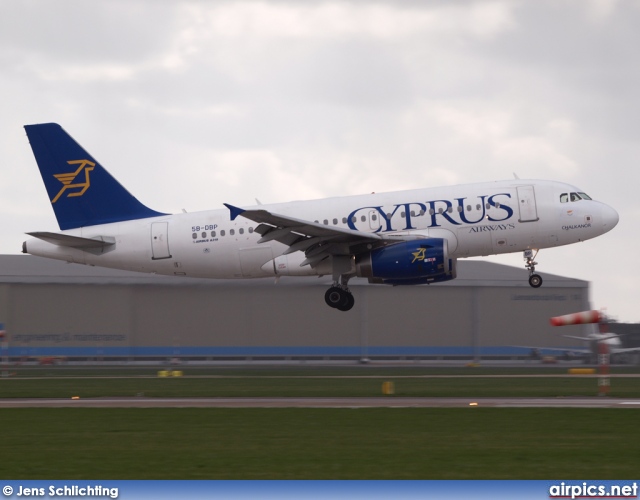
[2,0,638,322]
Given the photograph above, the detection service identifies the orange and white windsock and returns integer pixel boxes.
[550,310,603,327]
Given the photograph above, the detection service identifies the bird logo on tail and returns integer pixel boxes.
[51,159,95,203]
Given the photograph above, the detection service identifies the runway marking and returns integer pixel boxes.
[1,397,639,408]
[4,374,640,380]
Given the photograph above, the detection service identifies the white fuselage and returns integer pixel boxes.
[24,179,618,280]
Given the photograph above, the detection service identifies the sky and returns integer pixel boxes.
[1,0,638,322]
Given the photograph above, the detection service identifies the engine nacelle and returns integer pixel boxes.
[355,238,457,285]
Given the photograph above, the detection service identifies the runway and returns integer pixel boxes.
[1,397,640,408]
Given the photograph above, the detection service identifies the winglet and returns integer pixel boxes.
[224,203,245,221]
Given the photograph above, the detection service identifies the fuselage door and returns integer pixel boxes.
[516,186,539,222]
[151,222,172,260]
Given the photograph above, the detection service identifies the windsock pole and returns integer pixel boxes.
[598,340,610,396]
[0,323,6,378]
[597,318,610,396]
[550,309,609,397]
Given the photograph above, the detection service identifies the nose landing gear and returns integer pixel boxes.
[524,249,543,288]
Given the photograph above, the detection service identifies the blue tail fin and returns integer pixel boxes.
[24,123,166,230]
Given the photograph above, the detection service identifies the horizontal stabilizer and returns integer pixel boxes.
[26,232,116,249]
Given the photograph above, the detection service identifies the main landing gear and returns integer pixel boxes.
[325,284,355,311]
[324,256,356,311]
[524,249,543,288]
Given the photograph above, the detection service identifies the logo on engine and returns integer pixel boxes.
[411,248,426,263]
[51,159,95,204]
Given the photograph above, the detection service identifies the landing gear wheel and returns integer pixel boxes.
[324,286,355,311]
[325,287,345,308]
[336,292,355,312]
[528,274,543,288]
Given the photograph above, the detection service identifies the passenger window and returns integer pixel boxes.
[333,218,338,225]
[220,230,225,237]
[239,228,244,235]
[560,193,568,203]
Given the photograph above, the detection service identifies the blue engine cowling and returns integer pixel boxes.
[355,238,457,285]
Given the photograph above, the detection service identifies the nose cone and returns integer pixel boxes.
[601,203,619,233]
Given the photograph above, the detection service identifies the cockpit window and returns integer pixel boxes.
[560,192,593,203]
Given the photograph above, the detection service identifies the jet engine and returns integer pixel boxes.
[355,238,457,285]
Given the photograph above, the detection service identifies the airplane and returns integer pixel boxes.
[523,331,640,363]
[21,123,619,311]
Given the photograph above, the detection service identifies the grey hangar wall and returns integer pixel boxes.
[0,256,590,360]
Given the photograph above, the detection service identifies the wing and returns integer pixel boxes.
[562,334,621,342]
[512,345,590,355]
[224,204,414,268]
[612,347,640,354]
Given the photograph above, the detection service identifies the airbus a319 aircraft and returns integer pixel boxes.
[22,123,619,311]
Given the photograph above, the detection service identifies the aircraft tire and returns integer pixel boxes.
[528,274,543,288]
[325,287,345,308]
[336,293,355,312]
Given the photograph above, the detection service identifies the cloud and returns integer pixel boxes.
[1,0,639,321]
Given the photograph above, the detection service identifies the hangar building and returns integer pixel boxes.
[0,255,591,361]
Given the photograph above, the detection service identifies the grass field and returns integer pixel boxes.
[1,366,640,398]
[0,407,638,479]
[1,366,639,479]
